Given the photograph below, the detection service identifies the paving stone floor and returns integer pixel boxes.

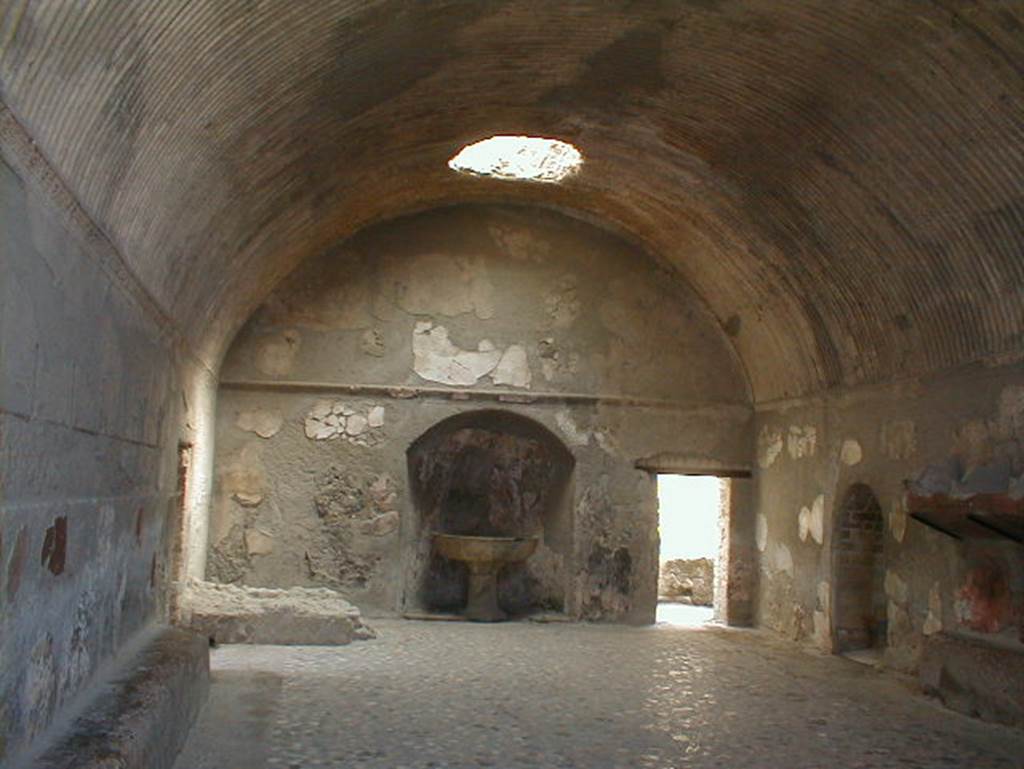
[173,619,1024,769]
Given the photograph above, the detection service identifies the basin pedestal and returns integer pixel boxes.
[465,562,506,622]
[433,534,539,622]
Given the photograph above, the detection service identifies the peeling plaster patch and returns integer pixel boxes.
[395,254,495,320]
[360,328,386,357]
[755,514,768,552]
[236,409,283,439]
[219,443,267,510]
[923,582,943,635]
[544,274,581,328]
[412,321,502,386]
[25,634,57,741]
[359,511,399,537]
[817,581,831,615]
[555,409,591,446]
[997,384,1024,436]
[492,344,532,388]
[890,499,907,543]
[304,401,386,446]
[488,223,550,262]
[255,329,300,376]
[594,428,619,456]
[882,420,916,460]
[814,580,831,648]
[786,425,817,459]
[885,570,908,606]
[245,529,274,557]
[798,495,825,544]
[538,338,579,382]
[757,426,783,468]
[840,439,863,466]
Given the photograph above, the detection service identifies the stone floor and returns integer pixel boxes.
[173,619,1024,769]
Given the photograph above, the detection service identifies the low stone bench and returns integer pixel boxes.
[920,631,1024,728]
[32,626,209,769]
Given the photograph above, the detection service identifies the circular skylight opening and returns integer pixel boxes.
[448,135,582,183]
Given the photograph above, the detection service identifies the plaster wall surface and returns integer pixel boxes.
[0,155,186,765]
[753,362,1024,675]
[210,205,752,622]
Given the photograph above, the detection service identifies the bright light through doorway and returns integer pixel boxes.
[656,475,722,626]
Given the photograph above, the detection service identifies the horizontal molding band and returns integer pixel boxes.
[219,378,752,415]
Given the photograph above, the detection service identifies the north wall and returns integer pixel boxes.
[209,205,753,622]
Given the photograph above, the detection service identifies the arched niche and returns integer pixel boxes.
[404,410,574,617]
[833,483,886,653]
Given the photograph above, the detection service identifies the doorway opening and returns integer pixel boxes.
[656,474,724,626]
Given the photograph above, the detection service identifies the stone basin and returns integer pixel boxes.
[433,534,538,622]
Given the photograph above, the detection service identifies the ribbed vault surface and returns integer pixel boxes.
[1,0,1022,401]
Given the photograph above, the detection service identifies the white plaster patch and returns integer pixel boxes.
[809,494,824,544]
[254,329,300,377]
[412,321,503,386]
[755,514,768,552]
[367,406,385,428]
[768,542,793,575]
[492,344,532,388]
[840,439,863,466]
[798,494,825,544]
[881,419,916,460]
[889,498,907,543]
[304,402,386,446]
[923,582,943,636]
[787,425,817,459]
[555,409,591,447]
[757,425,783,468]
[885,570,908,606]
[236,409,284,439]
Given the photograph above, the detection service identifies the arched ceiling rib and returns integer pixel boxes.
[1,0,1021,402]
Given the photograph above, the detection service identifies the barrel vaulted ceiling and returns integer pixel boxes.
[1,0,1021,401]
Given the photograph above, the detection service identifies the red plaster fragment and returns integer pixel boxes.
[41,516,67,576]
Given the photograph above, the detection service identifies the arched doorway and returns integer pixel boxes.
[404,410,574,617]
[833,483,887,654]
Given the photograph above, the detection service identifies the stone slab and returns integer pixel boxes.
[179,580,375,645]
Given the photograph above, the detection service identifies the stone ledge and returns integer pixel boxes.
[177,580,376,645]
[920,632,1024,728]
[31,626,209,769]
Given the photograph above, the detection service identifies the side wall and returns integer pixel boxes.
[209,205,753,622]
[0,152,186,763]
[754,361,1023,669]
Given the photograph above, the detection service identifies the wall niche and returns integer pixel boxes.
[405,410,574,617]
